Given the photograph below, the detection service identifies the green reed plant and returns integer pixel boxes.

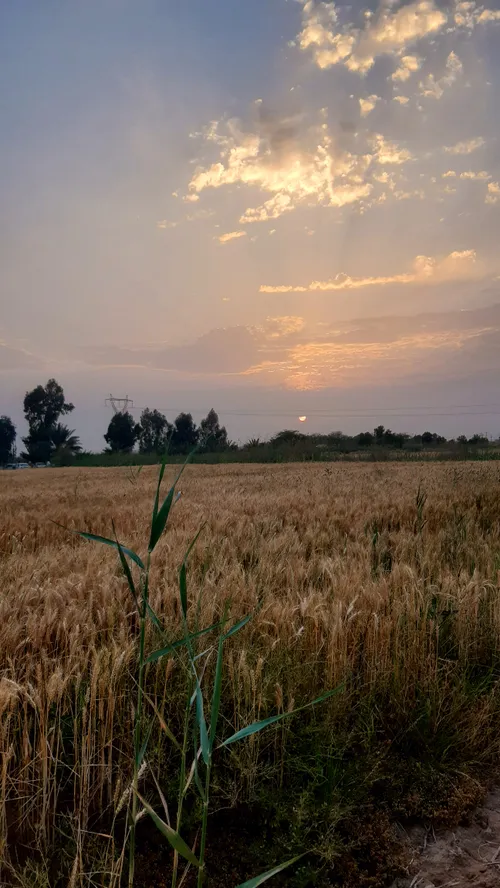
[73,455,341,887]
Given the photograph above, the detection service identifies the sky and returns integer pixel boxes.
[2,0,500,448]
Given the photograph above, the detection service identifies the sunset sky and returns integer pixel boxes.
[2,0,500,447]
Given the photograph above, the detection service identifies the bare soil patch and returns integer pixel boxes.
[393,787,500,888]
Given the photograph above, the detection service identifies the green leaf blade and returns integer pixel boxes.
[152,457,168,525]
[148,452,196,553]
[235,854,305,888]
[136,793,199,867]
[224,613,252,640]
[195,679,210,765]
[114,536,139,612]
[209,635,225,749]
[179,562,188,619]
[145,620,226,664]
[149,486,177,553]
[220,687,342,748]
[146,603,163,632]
[76,531,145,569]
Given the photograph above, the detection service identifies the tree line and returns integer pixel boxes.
[0,379,231,464]
[0,378,494,465]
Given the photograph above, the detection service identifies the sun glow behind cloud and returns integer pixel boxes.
[180,2,500,243]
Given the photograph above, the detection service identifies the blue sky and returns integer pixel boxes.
[2,1,500,447]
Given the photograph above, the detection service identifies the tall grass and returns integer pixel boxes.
[73,458,338,886]
[1,462,500,884]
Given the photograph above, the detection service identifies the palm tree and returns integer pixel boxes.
[50,423,82,454]
[245,437,262,448]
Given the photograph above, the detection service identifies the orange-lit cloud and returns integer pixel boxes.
[262,316,305,338]
[455,3,500,28]
[392,55,422,82]
[218,230,247,244]
[237,302,500,391]
[486,182,500,204]
[359,95,380,117]
[370,134,412,165]
[459,170,490,180]
[444,137,485,155]
[419,52,463,99]
[260,250,478,293]
[299,0,447,75]
[188,112,376,223]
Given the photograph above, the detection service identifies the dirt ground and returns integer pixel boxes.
[392,787,500,888]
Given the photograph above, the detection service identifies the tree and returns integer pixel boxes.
[50,423,82,454]
[23,379,75,462]
[382,429,407,449]
[104,412,141,453]
[23,379,74,431]
[357,431,374,447]
[422,431,446,446]
[21,427,53,463]
[138,408,172,454]
[199,408,228,452]
[245,437,262,449]
[0,416,16,464]
[468,434,489,447]
[271,430,306,447]
[171,413,198,453]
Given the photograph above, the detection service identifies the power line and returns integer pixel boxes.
[104,404,500,420]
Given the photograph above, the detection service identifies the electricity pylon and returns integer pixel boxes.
[105,394,134,414]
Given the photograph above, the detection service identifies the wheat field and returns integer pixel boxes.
[2,462,500,886]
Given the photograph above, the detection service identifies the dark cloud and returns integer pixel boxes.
[81,326,260,375]
[323,302,500,345]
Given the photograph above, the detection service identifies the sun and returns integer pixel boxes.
[298,415,307,422]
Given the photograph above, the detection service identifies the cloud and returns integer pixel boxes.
[0,342,45,371]
[444,136,485,154]
[218,230,247,244]
[359,95,380,117]
[157,220,178,229]
[79,300,500,394]
[83,327,260,376]
[392,55,422,82]
[477,9,500,24]
[459,170,490,180]
[188,110,376,223]
[455,3,500,28]
[299,0,447,75]
[486,182,500,204]
[240,302,500,391]
[259,249,479,293]
[240,193,295,224]
[180,3,497,236]
[419,51,463,99]
[262,316,305,338]
[442,170,457,178]
[371,133,412,165]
